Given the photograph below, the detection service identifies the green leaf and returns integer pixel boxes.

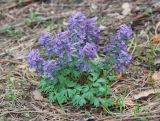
[43,86,53,93]
[48,92,55,102]
[93,82,101,87]
[72,95,81,106]
[67,89,76,98]
[72,70,80,78]
[75,85,83,91]
[58,75,65,82]
[99,87,106,93]
[103,70,107,77]
[108,76,115,81]
[56,90,68,105]
[155,47,160,51]
[39,80,47,90]
[105,86,112,94]
[90,87,99,95]
[82,86,89,92]
[65,80,76,87]
[100,98,113,108]
[96,78,106,83]
[23,112,30,118]
[82,91,93,100]
[62,68,71,76]
[89,72,99,81]
[79,97,86,106]
[92,98,100,107]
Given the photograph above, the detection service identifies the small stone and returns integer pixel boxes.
[32,90,43,101]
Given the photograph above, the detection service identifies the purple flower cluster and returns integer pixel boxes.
[117,24,132,40]
[27,12,101,79]
[28,49,59,79]
[28,12,132,79]
[43,60,58,79]
[28,49,44,74]
[53,31,75,64]
[67,12,100,44]
[38,32,53,55]
[82,42,98,59]
[114,50,132,72]
[38,12,100,61]
[105,24,132,72]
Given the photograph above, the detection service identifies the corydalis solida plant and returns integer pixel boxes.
[28,12,132,107]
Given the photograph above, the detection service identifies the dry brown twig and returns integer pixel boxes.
[0,109,54,117]
[132,6,160,22]
[0,59,24,64]
[133,88,160,100]
[155,21,160,35]
[0,0,38,11]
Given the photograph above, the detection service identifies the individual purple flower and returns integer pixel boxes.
[114,50,132,72]
[117,24,132,40]
[27,49,44,74]
[67,12,101,44]
[105,36,128,56]
[43,60,58,79]
[67,12,86,43]
[82,42,98,59]
[76,62,91,72]
[38,32,54,55]
[68,12,86,23]
[85,18,101,44]
[53,31,75,63]
[39,32,52,45]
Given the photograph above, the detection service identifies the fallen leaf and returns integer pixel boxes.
[154,58,160,65]
[32,90,43,101]
[28,79,39,86]
[124,98,135,106]
[154,58,160,70]
[133,89,160,100]
[155,22,160,35]
[151,71,160,82]
[17,64,28,69]
[151,35,160,44]
[99,25,106,31]
[116,73,122,80]
[90,3,97,11]
[122,3,132,16]
[153,1,160,9]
